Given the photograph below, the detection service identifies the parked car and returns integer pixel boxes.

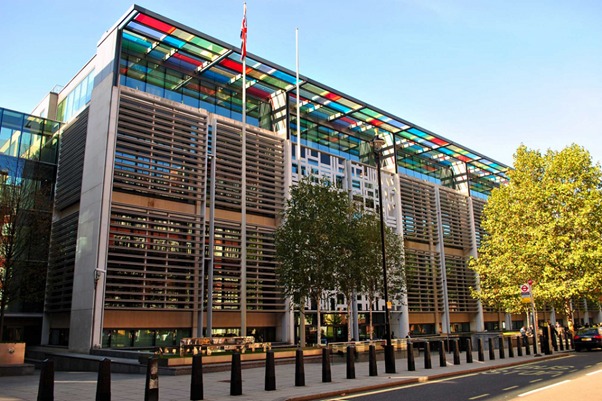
[574,327,602,352]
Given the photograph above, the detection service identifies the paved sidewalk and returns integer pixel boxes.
[0,350,568,401]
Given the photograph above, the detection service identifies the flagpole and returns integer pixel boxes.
[296,28,301,164]
[240,1,248,337]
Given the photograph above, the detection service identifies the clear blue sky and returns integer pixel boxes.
[0,0,600,166]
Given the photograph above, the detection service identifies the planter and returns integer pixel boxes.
[0,343,25,365]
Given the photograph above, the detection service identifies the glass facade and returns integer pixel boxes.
[56,70,95,123]
[116,9,509,197]
[0,108,60,342]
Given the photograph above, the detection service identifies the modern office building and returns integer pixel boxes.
[0,108,60,343]
[8,5,597,352]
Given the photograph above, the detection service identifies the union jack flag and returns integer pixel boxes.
[240,3,247,61]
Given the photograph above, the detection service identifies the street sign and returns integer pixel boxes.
[520,283,531,303]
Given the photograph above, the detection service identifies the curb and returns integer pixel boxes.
[286,353,569,401]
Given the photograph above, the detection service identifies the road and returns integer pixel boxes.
[322,351,601,401]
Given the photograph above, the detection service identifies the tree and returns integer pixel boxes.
[469,144,602,329]
[353,211,405,340]
[0,173,52,341]
[275,177,352,346]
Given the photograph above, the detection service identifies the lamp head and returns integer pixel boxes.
[371,134,386,153]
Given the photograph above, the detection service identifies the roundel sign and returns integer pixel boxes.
[520,284,530,293]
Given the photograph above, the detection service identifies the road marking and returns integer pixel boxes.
[586,369,602,376]
[503,385,519,391]
[324,373,480,400]
[469,394,490,400]
[529,379,542,383]
[518,380,571,397]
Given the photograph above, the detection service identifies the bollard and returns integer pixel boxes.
[96,358,111,401]
[144,357,159,401]
[384,344,396,374]
[346,346,356,379]
[543,334,552,355]
[369,345,378,376]
[453,339,461,365]
[190,353,204,400]
[558,333,565,351]
[507,337,514,358]
[566,331,572,350]
[295,348,305,387]
[230,352,242,396]
[516,337,523,357]
[265,350,276,391]
[532,333,539,355]
[322,348,332,383]
[498,337,505,359]
[190,354,204,400]
[488,338,495,360]
[438,340,447,367]
[37,359,54,401]
[525,336,531,355]
[424,341,432,369]
[465,338,473,363]
[407,341,416,371]
[477,338,484,361]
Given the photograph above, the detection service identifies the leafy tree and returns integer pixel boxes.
[0,174,52,341]
[353,211,405,340]
[470,144,602,330]
[275,177,352,346]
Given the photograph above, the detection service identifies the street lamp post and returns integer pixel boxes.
[371,134,396,374]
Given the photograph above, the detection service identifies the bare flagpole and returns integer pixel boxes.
[240,1,248,337]
[296,28,301,164]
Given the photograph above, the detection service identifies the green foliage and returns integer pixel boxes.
[275,176,406,343]
[275,176,351,303]
[470,144,602,313]
[352,211,405,302]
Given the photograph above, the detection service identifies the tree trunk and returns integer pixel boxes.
[316,293,322,346]
[299,299,306,347]
[563,299,575,334]
[368,294,374,341]
[347,295,353,342]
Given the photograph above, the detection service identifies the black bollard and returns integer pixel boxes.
[498,337,505,359]
[384,344,396,374]
[532,333,539,355]
[488,338,495,360]
[477,338,484,362]
[265,350,276,391]
[543,334,552,355]
[230,352,242,396]
[559,333,565,351]
[191,354,204,400]
[144,357,159,401]
[507,336,514,358]
[369,345,378,376]
[96,358,111,401]
[516,337,523,357]
[424,341,432,369]
[322,348,332,383]
[295,348,305,387]
[525,336,531,355]
[465,338,473,363]
[453,339,461,365]
[438,340,447,367]
[407,341,416,371]
[346,346,356,379]
[37,359,54,401]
